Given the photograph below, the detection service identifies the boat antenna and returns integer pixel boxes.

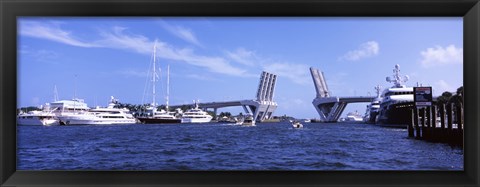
[374,85,382,98]
[74,74,77,112]
[386,64,409,88]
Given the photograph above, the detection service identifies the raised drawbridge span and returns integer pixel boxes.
[310,67,375,122]
[170,71,277,122]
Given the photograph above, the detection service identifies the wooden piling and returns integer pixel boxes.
[431,105,438,142]
[409,109,415,137]
[414,108,420,139]
[420,108,426,139]
[456,103,464,146]
[425,106,432,140]
[407,103,463,146]
[447,103,453,130]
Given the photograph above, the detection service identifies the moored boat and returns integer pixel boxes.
[57,97,137,125]
[17,105,59,126]
[364,85,382,124]
[137,42,180,124]
[181,102,213,123]
[375,64,414,128]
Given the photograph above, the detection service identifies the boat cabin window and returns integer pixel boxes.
[384,91,414,97]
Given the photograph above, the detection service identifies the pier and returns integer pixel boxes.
[310,67,375,122]
[409,103,463,146]
[170,71,278,122]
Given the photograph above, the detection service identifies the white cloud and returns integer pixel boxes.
[185,74,220,81]
[97,27,250,76]
[226,48,257,66]
[434,80,455,94]
[19,21,98,48]
[95,26,154,54]
[20,23,252,78]
[263,63,310,85]
[339,41,379,61]
[116,69,148,78]
[159,21,202,46]
[96,27,253,77]
[420,45,463,67]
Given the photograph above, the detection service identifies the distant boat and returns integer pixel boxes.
[292,121,303,128]
[242,115,255,126]
[181,102,213,123]
[345,111,363,122]
[234,117,244,125]
[137,42,180,124]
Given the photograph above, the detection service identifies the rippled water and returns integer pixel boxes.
[17,122,464,170]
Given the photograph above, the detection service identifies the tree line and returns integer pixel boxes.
[436,86,463,106]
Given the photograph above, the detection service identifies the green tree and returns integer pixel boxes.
[437,91,453,105]
[448,86,463,106]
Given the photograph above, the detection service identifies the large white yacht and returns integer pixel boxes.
[17,104,60,126]
[375,64,415,128]
[49,98,90,116]
[53,97,136,125]
[88,96,137,124]
[181,103,213,123]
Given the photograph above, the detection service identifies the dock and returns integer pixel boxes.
[409,103,463,146]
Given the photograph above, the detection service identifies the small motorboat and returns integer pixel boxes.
[292,121,303,128]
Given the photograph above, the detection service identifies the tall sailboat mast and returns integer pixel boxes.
[152,42,157,108]
[166,65,170,111]
[53,85,59,102]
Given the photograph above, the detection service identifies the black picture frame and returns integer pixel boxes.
[1,0,479,186]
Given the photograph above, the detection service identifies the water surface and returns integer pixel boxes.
[17,122,464,170]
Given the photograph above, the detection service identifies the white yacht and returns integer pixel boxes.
[375,64,415,128]
[17,104,60,126]
[242,115,255,126]
[53,97,135,125]
[49,98,90,117]
[181,103,213,123]
[364,85,382,124]
[88,96,137,124]
[292,121,303,128]
[345,111,364,122]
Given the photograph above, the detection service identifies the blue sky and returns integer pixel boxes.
[18,17,463,119]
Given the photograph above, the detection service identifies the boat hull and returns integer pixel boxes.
[138,117,181,124]
[365,112,378,124]
[376,102,414,128]
[17,118,59,126]
[181,118,212,123]
[58,116,136,125]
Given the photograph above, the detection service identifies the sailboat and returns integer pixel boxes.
[137,42,181,124]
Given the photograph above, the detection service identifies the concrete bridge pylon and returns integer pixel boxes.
[170,71,278,122]
[310,67,374,122]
